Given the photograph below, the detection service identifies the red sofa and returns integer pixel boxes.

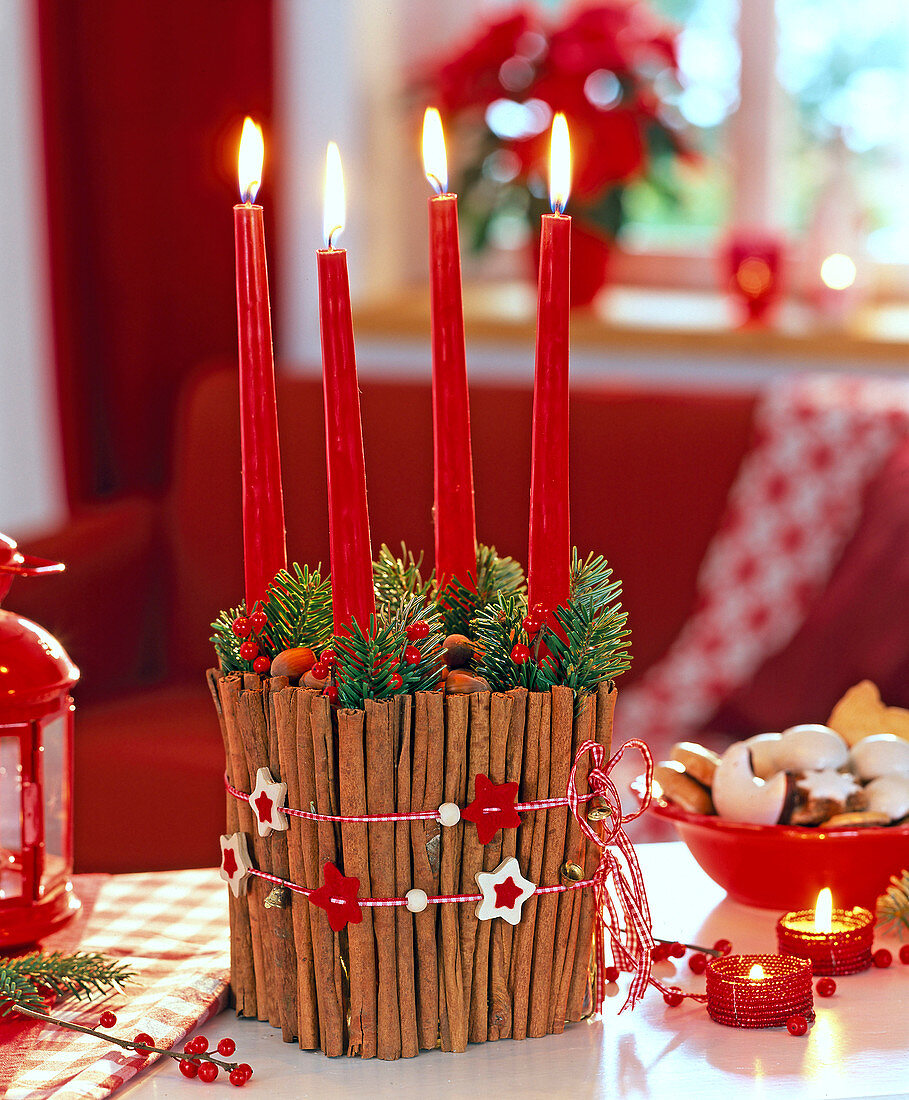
[10,364,907,871]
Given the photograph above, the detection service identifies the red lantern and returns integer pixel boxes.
[0,533,80,946]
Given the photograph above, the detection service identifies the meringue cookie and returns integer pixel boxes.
[863,774,909,821]
[850,734,909,781]
[774,724,849,772]
[712,742,788,826]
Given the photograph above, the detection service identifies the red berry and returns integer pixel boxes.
[688,952,708,974]
[230,1068,250,1087]
[406,621,429,640]
[238,641,258,661]
[198,1062,219,1083]
[663,987,684,1007]
[134,1033,155,1052]
[816,977,836,997]
[532,602,546,615]
[217,1037,236,1057]
[874,948,892,968]
[99,1011,117,1028]
[311,661,329,679]
[389,672,403,689]
[511,643,531,664]
[194,1036,209,1053]
[236,1064,253,1078]
[713,939,733,956]
[404,646,422,665]
[651,943,669,962]
[668,941,686,959]
[180,1059,199,1078]
[321,648,337,667]
[249,611,267,634]
[231,617,251,638]
[522,615,541,636]
[603,966,620,983]
[324,685,339,703]
[252,655,271,674]
[787,1015,808,1036]
[900,944,909,965]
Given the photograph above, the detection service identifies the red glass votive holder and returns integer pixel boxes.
[776,907,873,976]
[706,954,815,1029]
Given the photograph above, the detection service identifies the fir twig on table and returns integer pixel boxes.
[877,869,909,938]
[0,952,134,1016]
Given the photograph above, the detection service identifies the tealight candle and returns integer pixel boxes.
[706,954,814,1029]
[777,887,874,975]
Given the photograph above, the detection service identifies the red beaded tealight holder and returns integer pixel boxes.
[705,955,815,1029]
[776,906,874,976]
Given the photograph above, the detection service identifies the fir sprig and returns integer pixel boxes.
[210,564,333,673]
[334,595,444,709]
[877,869,909,939]
[373,544,433,619]
[473,549,631,705]
[438,543,526,635]
[0,951,134,1017]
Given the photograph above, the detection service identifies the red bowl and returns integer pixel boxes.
[650,799,909,910]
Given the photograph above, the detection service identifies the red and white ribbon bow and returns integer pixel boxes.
[568,737,656,1014]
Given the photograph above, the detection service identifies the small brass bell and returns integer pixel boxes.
[264,885,291,909]
[587,799,612,822]
[561,861,584,882]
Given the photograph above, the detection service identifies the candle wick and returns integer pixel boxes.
[551,199,564,216]
[426,172,444,197]
[241,181,260,206]
[327,224,343,249]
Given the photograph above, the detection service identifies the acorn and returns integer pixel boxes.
[442,634,475,670]
[444,669,491,695]
[270,646,316,683]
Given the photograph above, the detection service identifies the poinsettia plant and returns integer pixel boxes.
[414,2,691,252]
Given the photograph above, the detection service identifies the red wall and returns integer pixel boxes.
[37,0,274,504]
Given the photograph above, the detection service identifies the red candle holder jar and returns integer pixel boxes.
[776,906,874,975]
[706,954,815,1028]
[0,533,80,946]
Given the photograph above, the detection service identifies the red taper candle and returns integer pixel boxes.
[318,142,376,637]
[528,114,571,615]
[234,118,287,612]
[423,108,477,589]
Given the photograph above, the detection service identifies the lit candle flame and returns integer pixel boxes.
[323,142,345,249]
[814,887,833,934]
[422,107,448,196]
[238,117,264,204]
[748,964,765,980]
[549,112,571,214]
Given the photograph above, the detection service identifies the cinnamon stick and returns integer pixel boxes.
[217,673,271,1023]
[550,690,595,1032]
[438,693,469,1052]
[488,686,526,1040]
[208,670,256,1019]
[459,692,490,1043]
[338,707,378,1058]
[471,690,512,1042]
[364,699,402,1060]
[237,684,298,1043]
[509,689,551,1039]
[566,681,617,1021]
[410,691,443,1050]
[528,685,574,1037]
[393,695,420,1058]
[309,694,347,1054]
[273,686,319,1049]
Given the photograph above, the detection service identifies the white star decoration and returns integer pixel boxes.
[249,767,289,837]
[219,832,253,897]
[475,857,536,925]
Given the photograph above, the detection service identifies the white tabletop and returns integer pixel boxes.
[120,842,909,1100]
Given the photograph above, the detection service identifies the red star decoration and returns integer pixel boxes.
[254,789,274,824]
[222,847,238,880]
[308,862,363,932]
[494,875,523,910]
[462,774,521,845]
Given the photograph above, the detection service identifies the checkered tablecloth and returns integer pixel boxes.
[0,869,230,1100]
